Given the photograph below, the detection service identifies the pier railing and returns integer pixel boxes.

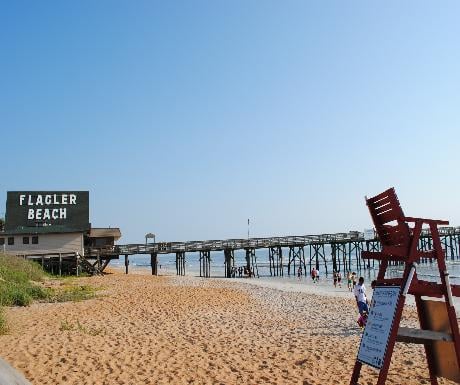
[85,226,460,257]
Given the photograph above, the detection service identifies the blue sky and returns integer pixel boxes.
[1,1,459,243]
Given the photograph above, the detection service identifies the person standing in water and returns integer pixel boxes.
[347,272,353,291]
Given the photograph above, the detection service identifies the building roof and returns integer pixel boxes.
[88,228,122,240]
[0,225,87,236]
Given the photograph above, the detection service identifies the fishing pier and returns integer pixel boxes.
[85,226,460,278]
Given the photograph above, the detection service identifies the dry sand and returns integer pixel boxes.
[0,271,458,385]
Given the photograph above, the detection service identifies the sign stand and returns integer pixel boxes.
[349,188,460,385]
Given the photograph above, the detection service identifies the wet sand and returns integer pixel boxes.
[0,271,458,384]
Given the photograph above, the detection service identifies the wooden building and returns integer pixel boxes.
[0,191,122,274]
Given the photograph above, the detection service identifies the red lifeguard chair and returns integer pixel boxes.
[350,187,460,385]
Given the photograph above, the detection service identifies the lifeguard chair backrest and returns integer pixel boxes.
[366,188,411,254]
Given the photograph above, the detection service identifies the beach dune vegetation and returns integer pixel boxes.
[0,254,99,334]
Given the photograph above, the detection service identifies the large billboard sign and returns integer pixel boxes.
[5,191,90,231]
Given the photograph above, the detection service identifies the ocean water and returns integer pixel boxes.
[109,248,460,285]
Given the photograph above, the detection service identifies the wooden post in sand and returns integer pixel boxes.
[224,249,234,278]
[176,252,185,276]
[124,254,129,274]
[59,253,62,276]
[151,253,158,275]
[199,250,211,278]
[269,247,282,276]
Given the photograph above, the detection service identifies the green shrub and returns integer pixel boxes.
[0,254,49,306]
[50,285,97,303]
[0,254,98,307]
[0,254,46,282]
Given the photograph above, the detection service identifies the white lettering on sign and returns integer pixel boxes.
[26,208,67,220]
[20,195,74,221]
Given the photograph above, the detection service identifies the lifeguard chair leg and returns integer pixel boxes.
[377,260,388,281]
[430,224,460,372]
[414,295,439,385]
[349,361,362,385]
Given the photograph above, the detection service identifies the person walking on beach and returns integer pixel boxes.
[351,272,357,289]
[337,271,342,288]
[347,272,353,291]
[297,266,302,280]
[353,277,369,315]
[333,270,338,287]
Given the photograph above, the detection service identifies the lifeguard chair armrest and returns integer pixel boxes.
[404,217,449,226]
[410,281,460,298]
[374,279,459,298]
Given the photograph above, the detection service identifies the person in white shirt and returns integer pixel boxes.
[353,277,369,315]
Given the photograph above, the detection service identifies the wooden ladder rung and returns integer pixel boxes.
[397,327,453,344]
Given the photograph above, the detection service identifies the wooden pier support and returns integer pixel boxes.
[76,253,80,276]
[176,251,186,276]
[288,246,306,276]
[224,249,235,278]
[124,254,129,274]
[150,253,158,275]
[269,246,283,276]
[199,250,211,278]
[309,244,327,275]
[365,240,380,268]
[245,248,259,277]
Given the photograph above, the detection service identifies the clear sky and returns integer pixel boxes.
[1,1,459,243]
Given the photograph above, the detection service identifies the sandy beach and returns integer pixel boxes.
[0,271,458,385]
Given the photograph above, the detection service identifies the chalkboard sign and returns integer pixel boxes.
[357,286,401,369]
[5,191,90,231]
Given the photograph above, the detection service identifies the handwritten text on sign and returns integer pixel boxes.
[357,286,400,369]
